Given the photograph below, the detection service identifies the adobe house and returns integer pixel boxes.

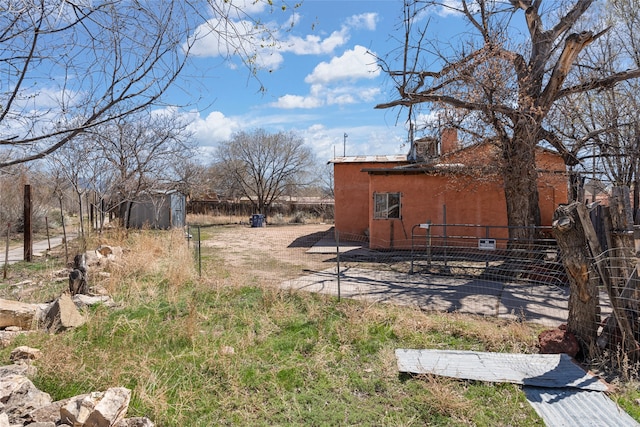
[331,129,568,248]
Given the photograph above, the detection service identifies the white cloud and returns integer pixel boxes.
[282,28,349,55]
[188,16,285,69]
[187,8,380,71]
[298,123,407,161]
[305,45,379,85]
[278,12,378,56]
[186,110,241,146]
[437,1,469,17]
[211,0,269,17]
[188,18,258,57]
[272,81,380,110]
[346,13,378,31]
[324,85,381,106]
[272,94,323,109]
[174,108,407,163]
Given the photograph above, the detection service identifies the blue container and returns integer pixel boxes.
[251,214,265,227]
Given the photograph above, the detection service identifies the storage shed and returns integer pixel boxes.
[128,190,186,229]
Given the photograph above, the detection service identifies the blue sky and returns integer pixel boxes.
[171,0,439,163]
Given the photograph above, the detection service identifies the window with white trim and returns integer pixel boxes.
[374,192,401,219]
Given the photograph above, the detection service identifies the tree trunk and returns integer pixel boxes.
[552,202,600,356]
[125,201,134,229]
[58,196,68,264]
[501,130,541,242]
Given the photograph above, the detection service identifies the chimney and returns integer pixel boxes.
[411,137,438,161]
[440,128,458,154]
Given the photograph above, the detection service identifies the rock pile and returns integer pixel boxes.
[0,347,153,426]
[0,246,151,426]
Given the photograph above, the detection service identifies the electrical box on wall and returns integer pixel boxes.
[478,239,496,250]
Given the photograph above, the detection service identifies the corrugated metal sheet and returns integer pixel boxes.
[524,387,639,427]
[395,349,639,426]
[395,349,607,391]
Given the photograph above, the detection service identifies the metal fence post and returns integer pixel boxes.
[443,204,447,268]
[197,225,202,277]
[3,223,9,279]
[335,228,341,301]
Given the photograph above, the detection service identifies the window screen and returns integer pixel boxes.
[374,193,401,219]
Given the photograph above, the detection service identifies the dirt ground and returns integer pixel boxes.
[200,223,337,283]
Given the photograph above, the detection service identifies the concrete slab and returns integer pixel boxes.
[498,282,570,325]
[305,237,369,255]
[280,266,568,326]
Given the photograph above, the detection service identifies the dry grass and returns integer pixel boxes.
[2,225,636,425]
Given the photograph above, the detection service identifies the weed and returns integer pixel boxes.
[0,226,630,426]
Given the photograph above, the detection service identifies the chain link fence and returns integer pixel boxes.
[192,223,594,327]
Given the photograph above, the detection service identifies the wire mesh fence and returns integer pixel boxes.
[190,222,590,328]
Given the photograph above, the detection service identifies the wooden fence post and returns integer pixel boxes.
[552,202,601,355]
[23,184,32,262]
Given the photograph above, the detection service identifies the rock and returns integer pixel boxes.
[60,392,103,426]
[29,394,89,424]
[72,294,117,310]
[61,388,131,427]
[0,364,146,427]
[0,375,52,424]
[0,299,41,330]
[44,294,85,333]
[90,285,110,296]
[115,417,155,427]
[10,346,41,363]
[538,327,580,357]
[0,363,32,378]
[85,387,131,427]
[0,331,24,349]
[86,246,123,269]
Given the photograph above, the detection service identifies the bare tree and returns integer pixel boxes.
[375,0,640,240]
[169,159,210,200]
[215,129,315,217]
[0,0,197,167]
[91,111,195,228]
[0,0,299,168]
[549,0,640,216]
[46,136,94,242]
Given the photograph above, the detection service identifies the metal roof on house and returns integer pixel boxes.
[329,155,408,163]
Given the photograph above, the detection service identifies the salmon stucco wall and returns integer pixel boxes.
[333,146,568,249]
[366,171,567,249]
[367,172,509,249]
[333,161,404,238]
